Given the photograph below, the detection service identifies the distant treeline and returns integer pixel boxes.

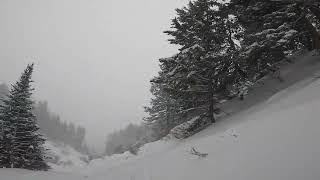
[104,123,152,156]
[34,101,89,154]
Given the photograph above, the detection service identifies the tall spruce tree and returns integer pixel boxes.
[155,0,243,124]
[0,64,49,170]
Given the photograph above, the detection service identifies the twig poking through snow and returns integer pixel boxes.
[190,147,208,158]
[227,129,240,138]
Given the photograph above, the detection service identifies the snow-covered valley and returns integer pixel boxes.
[1,53,320,180]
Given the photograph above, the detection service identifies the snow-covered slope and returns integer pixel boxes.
[1,53,320,180]
[44,141,89,172]
[84,53,320,180]
[84,76,320,180]
[0,169,85,180]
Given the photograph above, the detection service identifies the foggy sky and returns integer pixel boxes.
[0,0,188,152]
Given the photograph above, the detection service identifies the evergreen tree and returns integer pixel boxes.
[0,64,49,170]
[144,0,320,139]
[230,0,320,79]
[144,82,178,139]
[155,0,244,124]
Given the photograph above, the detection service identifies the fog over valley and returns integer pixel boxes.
[0,0,188,152]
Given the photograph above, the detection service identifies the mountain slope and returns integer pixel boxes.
[86,53,320,180]
[45,141,89,172]
[1,53,320,180]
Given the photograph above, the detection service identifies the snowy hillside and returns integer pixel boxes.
[44,141,89,172]
[1,53,320,180]
[86,71,320,180]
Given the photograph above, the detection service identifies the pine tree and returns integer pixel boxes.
[230,0,320,79]
[0,83,9,166]
[145,0,319,138]
[144,82,178,139]
[156,0,243,124]
[0,64,49,170]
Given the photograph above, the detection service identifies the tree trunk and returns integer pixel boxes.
[208,77,216,123]
[312,30,320,49]
[227,24,236,51]
[166,99,171,134]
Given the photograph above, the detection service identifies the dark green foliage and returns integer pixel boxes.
[146,0,245,135]
[232,0,320,78]
[144,83,178,139]
[0,64,49,170]
[145,0,320,139]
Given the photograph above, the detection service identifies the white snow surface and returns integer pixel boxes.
[44,141,89,172]
[1,53,320,180]
[88,77,320,180]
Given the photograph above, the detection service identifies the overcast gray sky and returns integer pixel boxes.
[0,0,188,151]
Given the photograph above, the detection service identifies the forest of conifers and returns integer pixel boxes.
[143,0,320,139]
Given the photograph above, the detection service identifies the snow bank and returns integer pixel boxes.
[170,116,211,139]
[86,139,179,175]
[44,141,89,172]
[0,168,85,180]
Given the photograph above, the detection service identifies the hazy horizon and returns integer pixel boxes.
[0,0,188,152]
